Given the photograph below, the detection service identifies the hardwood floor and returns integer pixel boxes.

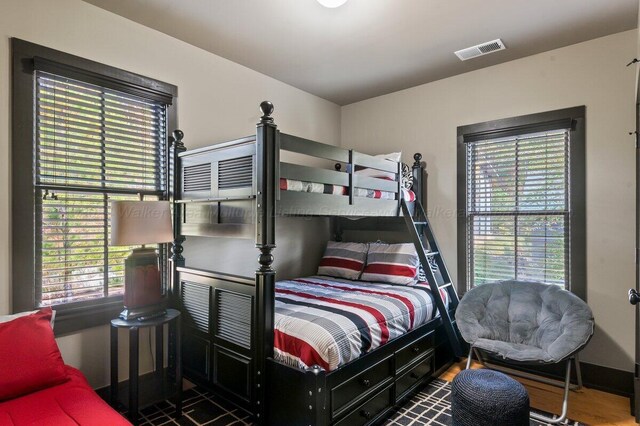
[441,360,636,426]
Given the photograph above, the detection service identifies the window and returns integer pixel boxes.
[36,73,166,306]
[457,107,586,299]
[12,39,177,333]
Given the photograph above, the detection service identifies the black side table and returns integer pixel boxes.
[110,308,182,425]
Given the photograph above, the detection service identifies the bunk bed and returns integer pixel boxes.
[168,101,463,426]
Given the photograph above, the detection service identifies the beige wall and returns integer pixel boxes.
[342,30,637,371]
[1,0,635,389]
[0,0,340,388]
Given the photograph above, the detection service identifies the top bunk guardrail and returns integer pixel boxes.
[174,101,425,225]
[277,132,405,216]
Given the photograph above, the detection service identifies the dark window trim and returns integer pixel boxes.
[456,106,586,301]
[11,38,178,335]
[33,56,174,105]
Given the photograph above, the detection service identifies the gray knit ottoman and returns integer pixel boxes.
[451,369,529,426]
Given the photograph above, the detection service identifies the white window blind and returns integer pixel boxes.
[466,129,570,289]
[35,71,167,306]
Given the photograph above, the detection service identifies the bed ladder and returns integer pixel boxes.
[401,199,465,358]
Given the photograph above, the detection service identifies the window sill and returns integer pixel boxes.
[52,298,124,336]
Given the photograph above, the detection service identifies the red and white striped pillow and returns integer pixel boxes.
[317,241,368,280]
[361,242,419,285]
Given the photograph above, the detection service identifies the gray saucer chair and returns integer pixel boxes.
[456,280,594,424]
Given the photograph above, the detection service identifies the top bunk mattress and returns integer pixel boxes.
[280,178,416,202]
[274,276,446,372]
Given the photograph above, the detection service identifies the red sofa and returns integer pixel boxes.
[0,366,131,426]
[0,308,131,426]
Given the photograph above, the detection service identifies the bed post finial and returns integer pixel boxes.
[259,100,274,123]
[413,152,422,167]
[173,129,185,147]
[412,152,426,210]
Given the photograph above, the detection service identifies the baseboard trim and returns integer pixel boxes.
[94,370,171,404]
[95,382,112,402]
[95,359,633,402]
[581,362,634,397]
[485,357,633,397]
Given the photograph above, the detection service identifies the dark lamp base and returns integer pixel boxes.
[122,247,165,321]
[120,302,166,321]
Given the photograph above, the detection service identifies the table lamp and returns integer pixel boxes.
[110,200,173,320]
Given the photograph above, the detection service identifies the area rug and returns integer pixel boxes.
[139,380,585,425]
[138,387,252,426]
[384,378,585,426]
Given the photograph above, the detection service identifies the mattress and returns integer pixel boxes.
[274,276,445,371]
[280,178,416,202]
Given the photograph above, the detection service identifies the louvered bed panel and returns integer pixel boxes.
[218,156,253,191]
[183,163,212,197]
[213,288,253,403]
[178,138,256,239]
[181,281,210,334]
[177,267,256,412]
[180,281,211,382]
[215,289,252,349]
[179,137,256,201]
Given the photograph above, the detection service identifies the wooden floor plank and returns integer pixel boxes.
[440,360,636,426]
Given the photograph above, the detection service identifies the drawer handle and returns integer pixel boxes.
[361,378,371,387]
[410,372,420,379]
[360,410,372,419]
[412,346,420,354]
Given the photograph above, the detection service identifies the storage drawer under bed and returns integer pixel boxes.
[331,356,393,418]
[395,331,434,374]
[396,353,434,400]
[334,384,394,426]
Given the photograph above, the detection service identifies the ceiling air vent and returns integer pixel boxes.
[455,39,506,61]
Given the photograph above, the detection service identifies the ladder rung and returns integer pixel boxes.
[425,251,439,256]
[439,283,453,289]
[414,221,427,225]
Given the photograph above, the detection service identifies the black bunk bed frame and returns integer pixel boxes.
[168,101,462,425]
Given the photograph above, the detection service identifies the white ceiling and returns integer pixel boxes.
[82,0,638,105]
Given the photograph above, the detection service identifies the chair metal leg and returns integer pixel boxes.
[574,354,583,390]
[481,357,581,391]
[467,348,581,423]
[530,359,572,424]
[465,346,474,369]
[473,347,487,368]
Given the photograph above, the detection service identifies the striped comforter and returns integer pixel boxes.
[274,276,443,371]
